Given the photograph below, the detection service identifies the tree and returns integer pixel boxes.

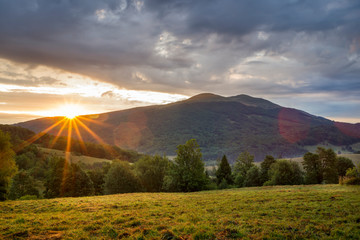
[0,130,17,200]
[61,163,94,197]
[44,156,67,198]
[317,147,338,184]
[104,161,142,194]
[260,155,276,185]
[8,170,40,200]
[302,152,323,184]
[88,163,110,196]
[233,151,255,187]
[337,156,354,177]
[135,155,169,192]
[243,165,261,187]
[163,139,207,192]
[215,155,233,185]
[266,160,303,186]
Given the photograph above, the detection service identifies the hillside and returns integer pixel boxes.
[39,147,112,165]
[1,185,359,239]
[17,93,360,161]
[0,124,141,162]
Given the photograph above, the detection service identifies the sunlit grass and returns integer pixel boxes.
[1,185,359,239]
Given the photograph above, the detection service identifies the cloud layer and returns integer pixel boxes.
[0,0,359,122]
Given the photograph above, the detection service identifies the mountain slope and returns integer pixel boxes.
[17,93,360,161]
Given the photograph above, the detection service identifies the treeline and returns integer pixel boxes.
[1,130,359,201]
[213,147,357,189]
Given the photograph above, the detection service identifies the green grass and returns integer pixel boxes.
[39,147,112,165]
[1,185,360,239]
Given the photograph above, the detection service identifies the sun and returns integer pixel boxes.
[53,103,85,119]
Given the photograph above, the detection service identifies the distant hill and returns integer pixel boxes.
[17,93,360,161]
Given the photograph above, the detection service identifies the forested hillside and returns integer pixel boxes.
[17,94,360,161]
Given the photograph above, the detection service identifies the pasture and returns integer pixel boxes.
[1,185,360,239]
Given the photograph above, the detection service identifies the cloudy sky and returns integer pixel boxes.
[0,0,359,124]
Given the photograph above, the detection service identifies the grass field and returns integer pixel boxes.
[1,185,360,239]
[39,147,112,165]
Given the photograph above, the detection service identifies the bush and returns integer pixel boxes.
[19,195,38,200]
[343,165,360,185]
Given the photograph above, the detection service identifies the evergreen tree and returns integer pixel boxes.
[0,130,17,200]
[163,139,207,192]
[215,155,233,185]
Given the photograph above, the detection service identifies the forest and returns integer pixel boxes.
[1,125,359,201]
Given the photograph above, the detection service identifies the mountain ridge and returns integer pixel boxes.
[16,93,360,161]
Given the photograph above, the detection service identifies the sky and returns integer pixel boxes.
[0,0,359,124]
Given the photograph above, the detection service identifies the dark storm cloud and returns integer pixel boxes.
[0,0,359,99]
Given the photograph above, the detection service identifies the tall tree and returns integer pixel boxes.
[216,155,233,185]
[317,147,338,184]
[260,155,276,185]
[135,155,169,192]
[104,161,142,194]
[0,130,17,200]
[233,151,255,187]
[302,152,323,184]
[163,139,207,192]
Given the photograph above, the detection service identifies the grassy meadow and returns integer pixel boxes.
[1,185,360,239]
[39,147,112,165]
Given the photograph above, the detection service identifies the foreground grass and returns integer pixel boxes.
[1,185,359,239]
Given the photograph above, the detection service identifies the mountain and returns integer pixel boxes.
[16,93,360,162]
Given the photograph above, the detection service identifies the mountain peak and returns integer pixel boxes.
[229,94,281,109]
[186,93,224,102]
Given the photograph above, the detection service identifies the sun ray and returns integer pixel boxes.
[49,119,70,148]
[74,117,116,156]
[77,116,113,127]
[17,117,67,151]
[65,119,73,162]
[72,119,88,154]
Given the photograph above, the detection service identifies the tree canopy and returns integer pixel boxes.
[163,139,207,192]
[0,130,17,200]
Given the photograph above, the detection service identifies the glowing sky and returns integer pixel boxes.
[0,0,359,124]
